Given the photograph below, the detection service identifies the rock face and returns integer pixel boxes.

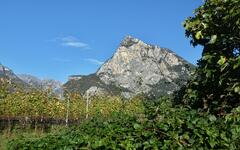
[84,86,107,97]
[64,36,194,98]
[18,74,64,99]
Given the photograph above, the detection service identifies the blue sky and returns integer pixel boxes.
[0,0,203,83]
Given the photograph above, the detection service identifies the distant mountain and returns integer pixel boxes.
[0,64,63,98]
[18,74,64,98]
[0,64,27,86]
[64,36,195,98]
[17,74,42,88]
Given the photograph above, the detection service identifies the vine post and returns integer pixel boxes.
[65,92,70,127]
[86,91,89,119]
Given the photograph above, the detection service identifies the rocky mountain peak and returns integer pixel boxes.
[120,35,142,48]
[65,36,194,98]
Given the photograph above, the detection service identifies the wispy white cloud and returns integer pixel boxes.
[50,36,90,49]
[85,58,104,65]
[61,36,90,49]
[62,41,88,48]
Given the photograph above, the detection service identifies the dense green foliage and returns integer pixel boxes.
[175,0,240,115]
[7,98,240,149]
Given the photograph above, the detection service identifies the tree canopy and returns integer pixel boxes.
[178,0,240,115]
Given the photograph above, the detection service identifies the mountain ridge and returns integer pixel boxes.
[1,36,194,99]
[0,64,27,87]
[0,64,63,98]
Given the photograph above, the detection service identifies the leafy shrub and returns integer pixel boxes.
[176,0,240,115]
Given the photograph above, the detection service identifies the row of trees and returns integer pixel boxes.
[0,83,144,125]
